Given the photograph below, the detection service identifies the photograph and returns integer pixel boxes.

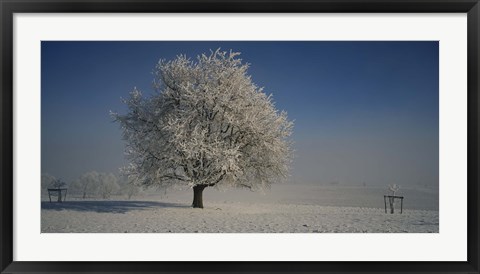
[41,41,439,233]
[2,1,478,272]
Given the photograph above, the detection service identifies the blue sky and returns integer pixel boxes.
[42,41,438,188]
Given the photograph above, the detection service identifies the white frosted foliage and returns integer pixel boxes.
[112,50,294,193]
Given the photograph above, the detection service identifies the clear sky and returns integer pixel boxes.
[42,41,439,188]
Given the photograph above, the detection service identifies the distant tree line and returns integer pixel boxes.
[41,172,140,199]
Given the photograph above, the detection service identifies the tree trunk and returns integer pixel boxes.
[57,189,62,202]
[192,185,206,208]
[389,196,395,214]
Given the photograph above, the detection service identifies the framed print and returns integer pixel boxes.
[1,0,479,273]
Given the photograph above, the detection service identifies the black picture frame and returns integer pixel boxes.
[1,0,479,273]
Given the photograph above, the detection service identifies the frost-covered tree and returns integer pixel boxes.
[388,184,400,196]
[97,173,120,199]
[118,177,140,200]
[70,171,120,199]
[41,173,57,196]
[51,178,67,189]
[70,171,100,199]
[112,49,293,208]
[387,184,401,214]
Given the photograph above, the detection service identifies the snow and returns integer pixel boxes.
[41,184,438,233]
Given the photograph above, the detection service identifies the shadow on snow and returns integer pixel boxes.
[41,200,188,213]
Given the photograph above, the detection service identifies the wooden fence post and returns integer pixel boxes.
[384,195,387,213]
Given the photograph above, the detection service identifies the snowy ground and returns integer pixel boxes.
[41,184,439,233]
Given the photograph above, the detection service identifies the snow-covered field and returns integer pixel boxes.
[41,184,439,233]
